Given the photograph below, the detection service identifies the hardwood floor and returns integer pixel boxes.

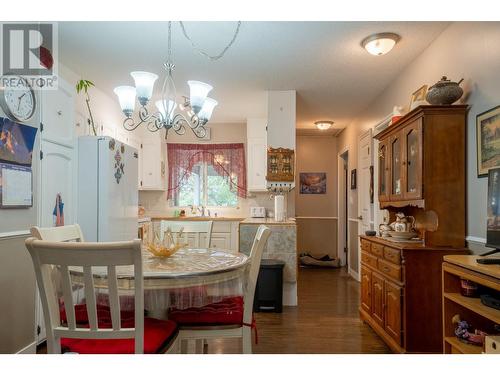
[37,267,391,354]
[207,267,391,354]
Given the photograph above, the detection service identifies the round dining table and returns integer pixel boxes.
[69,247,249,315]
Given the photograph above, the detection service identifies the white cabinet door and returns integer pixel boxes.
[210,232,231,250]
[40,80,75,146]
[140,139,165,190]
[127,136,142,189]
[248,139,267,191]
[246,118,268,192]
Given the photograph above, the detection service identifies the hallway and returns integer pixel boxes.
[209,267,391,353]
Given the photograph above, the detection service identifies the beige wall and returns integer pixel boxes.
[0,236,36,353]
[339,22,500,253]
[295,135,338,257]
[139,122,296,218]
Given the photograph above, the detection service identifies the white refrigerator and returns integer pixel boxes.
[77,136,138,242]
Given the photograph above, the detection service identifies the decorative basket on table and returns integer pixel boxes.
[146,227,188,258]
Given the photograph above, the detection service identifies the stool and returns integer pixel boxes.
[253,259,285,313]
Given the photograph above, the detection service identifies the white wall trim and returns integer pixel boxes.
[348,268,360,282]
[0,230,30,239]
[466,236,486,244]
[16,341,36,354]
[295,216,338,220]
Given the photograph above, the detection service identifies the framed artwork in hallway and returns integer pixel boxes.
[477,105,500,177]
[299,172,327,194]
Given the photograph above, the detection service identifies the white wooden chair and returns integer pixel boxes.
[25,237,179,354]
[31,224,85,242]
[174,225,271,354]
[160,220,213,248]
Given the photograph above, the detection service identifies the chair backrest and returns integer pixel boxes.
[31,224,85,242]
[25,238,144,354]
[243,225,271,324]
[159,220,213,248]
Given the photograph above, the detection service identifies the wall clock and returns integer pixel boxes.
[0,75,36,122]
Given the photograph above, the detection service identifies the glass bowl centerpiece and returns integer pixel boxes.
[146,227,188,258]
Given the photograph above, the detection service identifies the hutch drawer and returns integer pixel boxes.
[384,247,401,265]
[378,258,402,282]
[361,251,378,269]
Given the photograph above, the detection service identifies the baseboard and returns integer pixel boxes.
[466,236,486,244]
[16,341,36,354]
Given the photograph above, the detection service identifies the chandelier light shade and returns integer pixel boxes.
[198,97,218,122]
[114,86,137,117]
[361,32,400,56]
[187,80,213,114]
[130,71,158,105]
[315,120,334,130]
[155,99,177,122]
[113,21,241,139]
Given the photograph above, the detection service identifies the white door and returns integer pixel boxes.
[39,142,76,227]
[357,129,373,271]
[37,78,77,344]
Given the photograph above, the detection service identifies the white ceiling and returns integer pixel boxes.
[58,21,449,132]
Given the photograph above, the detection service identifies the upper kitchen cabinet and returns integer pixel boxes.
[247,118,267,192]
[267,90,296,189]
[140,135,166,191]
[267,90,296,150]
[40,79,75,146]
[374,105,467,247]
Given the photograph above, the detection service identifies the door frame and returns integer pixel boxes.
[337,147,349,268]
[356,129,374,282]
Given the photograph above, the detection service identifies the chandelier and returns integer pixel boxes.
[113,21,240,139]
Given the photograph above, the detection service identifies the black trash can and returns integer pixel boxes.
[253,259,285,313]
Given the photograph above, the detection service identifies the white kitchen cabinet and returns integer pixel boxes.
[126,135,142,188]
[151,220,240,253]
[246,118,268,192]
[40,79,75,146]
[267,90,296,150]
[140,138,166,190]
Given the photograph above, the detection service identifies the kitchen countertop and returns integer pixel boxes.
[240,217,296,225]
[150,216,245,222]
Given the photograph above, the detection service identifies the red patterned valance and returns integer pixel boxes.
[167,143,247,199]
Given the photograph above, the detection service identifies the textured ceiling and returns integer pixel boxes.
[58,21,449,132]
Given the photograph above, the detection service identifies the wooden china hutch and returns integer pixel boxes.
[359,105,469,353]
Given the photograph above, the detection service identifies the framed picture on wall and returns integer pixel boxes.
[351,169,357,190]
[299,172,326,194]
[477,105,500,177]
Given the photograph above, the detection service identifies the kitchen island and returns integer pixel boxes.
[239,218,297,306]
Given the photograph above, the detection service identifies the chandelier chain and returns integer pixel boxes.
[179,21,241,61]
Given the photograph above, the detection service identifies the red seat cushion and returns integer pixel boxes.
[60,304,135,327]
[168,296,244,326]
[60,318,178,354]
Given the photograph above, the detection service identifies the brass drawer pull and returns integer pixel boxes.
[383,266,390,273]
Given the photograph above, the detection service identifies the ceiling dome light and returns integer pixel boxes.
[361,33,400,56]
[315,121,334,130]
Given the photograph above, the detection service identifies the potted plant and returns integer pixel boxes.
[76,79,97,136]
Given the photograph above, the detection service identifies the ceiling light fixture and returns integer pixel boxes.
[361,32,400,56]
[315,121,334,130]
[114,22,239,139]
